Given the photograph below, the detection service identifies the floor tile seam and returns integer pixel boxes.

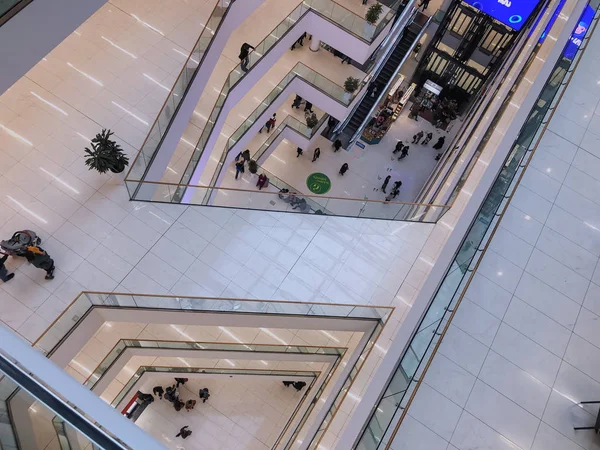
[22,74,153,157]
[107,0,207,52]
[403,409,451,447]
[535,359,590,450]
[189,48,367,180]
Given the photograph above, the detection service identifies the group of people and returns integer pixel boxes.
[380,176,403,201]
[0,244,55,282]
[412,130,445,150]
[282,380,307,391]
[291,95,313,113]
[150,378,211,440]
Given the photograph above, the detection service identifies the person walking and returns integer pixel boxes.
[282,381,294,387]
[176,426,192,439]
[185,399,197,411]
[152,386,164,399]
[412,131,424,144]
[324,116,338,137]
[239,42,255,72]
[242,149,251,162]
[297,147,303,158]
[24,245,55,279]
[393,180,403,191]
[235,160,245,179]
[290,32,307,50]
[433,136,445,150]
[259,113,276,133]
[293,381,307,391]
[418,0,430,10]
[393,141,404,154]
[175,378,188,388]
[422,132,433,145]
[398,146,409,160]
[292,95,303,109]
[381,175,391,193]
[339,163,349,175]
[304,101,313,112]
[333,139,342,152]
[199,388,210,403]
[0,254,14,283]
[312,147,321,162]
[257,173,268,190]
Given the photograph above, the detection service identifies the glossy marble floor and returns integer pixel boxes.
[390,18,600,450]
[0,0,475,448]
[162,34,365,187]
[135,375,307,450]
[256,107,452,203]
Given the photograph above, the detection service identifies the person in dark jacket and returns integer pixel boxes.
[304,101,313,112]
[291,32,307,50]
[24,246,55,279]
[339,163,349,175]
[153,386,164,399]
[333,139,342,152]
[239,42,255,72]
[175,378,188,387]
[292,95,303,109]
[0,254,14,282]
[199,388,210,403]
[176,426,192,439]
[297,147,303,158]
[393,141,404,154]
[422,132,433,145]
[292,381,307,391]
[235,160,245,180]
[312,147,321,162]
[398,146,409,160]
[433,136,445,150]
[381,175,391,193]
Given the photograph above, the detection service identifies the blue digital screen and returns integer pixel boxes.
[463,0,542,31]
[537,0,565,43]
[563,5,594,60]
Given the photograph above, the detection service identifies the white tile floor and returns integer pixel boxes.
[390,17,600,450]
[0,1,495,449]
[254,106,451,203]
[134,375,308,450]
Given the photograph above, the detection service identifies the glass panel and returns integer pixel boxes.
[354,10,596,447]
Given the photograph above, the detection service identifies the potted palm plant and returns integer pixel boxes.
[344,76,360,102]
[84,129,129,174]
[365,3,383,37]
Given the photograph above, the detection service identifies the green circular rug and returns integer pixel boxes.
[306,172,331,194]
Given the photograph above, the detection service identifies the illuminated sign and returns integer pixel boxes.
[463,0,542,31]
[564,5,594,60]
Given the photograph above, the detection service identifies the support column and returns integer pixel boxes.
[309,37,320,52]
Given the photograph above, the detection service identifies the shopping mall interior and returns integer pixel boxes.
[1,0,600,449]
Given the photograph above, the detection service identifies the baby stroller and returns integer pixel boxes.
[1,230,41,256]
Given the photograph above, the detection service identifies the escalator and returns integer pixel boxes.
[337,23,421,145]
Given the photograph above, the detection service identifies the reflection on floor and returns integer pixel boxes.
[164,38,365,187]
[260,107,458,203]
[0,0,475,447]
[132,375,304,450]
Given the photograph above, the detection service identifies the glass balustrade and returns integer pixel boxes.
[32,292,391,450]
[353,9,597,448]
[127,179,450,221]
[126,0,232,188]
[178,62,358,191]
[34,292,391,357]
[0,354,128,450]
[127,0,407,198]
[84,339,345,390]
[203,110,328,204]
